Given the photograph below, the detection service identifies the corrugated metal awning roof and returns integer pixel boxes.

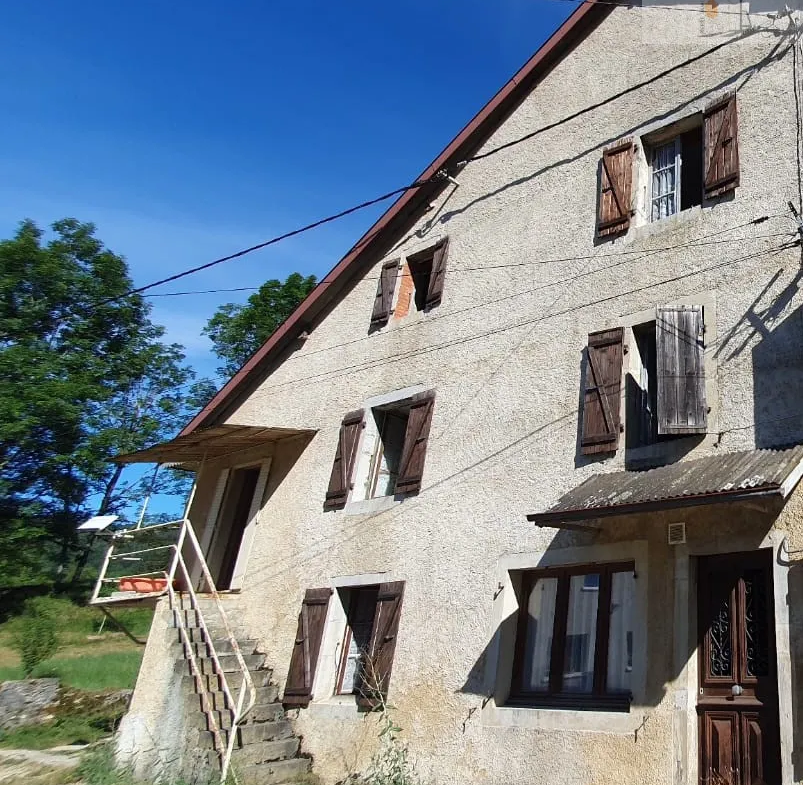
[114,424,317,465]
[528,446,803,526]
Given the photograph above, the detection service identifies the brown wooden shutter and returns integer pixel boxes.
[425,237,449,308]
[324,410,364,510]
[656,305,707,435]
[580,328,624,455]
[704,94,739,199]
[395,392,435,494]
[371,259,400,326]
[597,141,634,239]
[283,587,332,707]
[356,581,405,711]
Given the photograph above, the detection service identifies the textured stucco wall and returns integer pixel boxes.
[133,8,803,785]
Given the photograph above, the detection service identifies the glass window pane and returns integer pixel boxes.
[522,576,558,692]
[562,573,599,693]
[607,570,636,694]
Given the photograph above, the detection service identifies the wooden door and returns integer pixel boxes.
[216,466,260,590]
[697,551,781,785]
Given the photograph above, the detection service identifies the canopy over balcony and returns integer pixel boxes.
[114,424,317,466]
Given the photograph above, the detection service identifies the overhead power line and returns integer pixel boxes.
[100,25,789,305]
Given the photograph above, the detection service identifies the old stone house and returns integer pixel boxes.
[102,3,803,784]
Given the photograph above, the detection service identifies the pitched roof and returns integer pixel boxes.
[527,446,803,526]
[181,0,611,436]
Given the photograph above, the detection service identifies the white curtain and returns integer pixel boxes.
[524,577,558,692]
[607,570,635,694]
[562,574,599,693]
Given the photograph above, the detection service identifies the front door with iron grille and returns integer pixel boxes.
[697,551,781,785]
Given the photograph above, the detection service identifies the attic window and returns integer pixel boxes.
[649,126,703,221]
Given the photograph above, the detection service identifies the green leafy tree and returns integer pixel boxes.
[10,596,60,677]
[0,219,213,585]
[203,272,316,377]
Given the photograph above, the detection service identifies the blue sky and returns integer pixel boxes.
[0,0,571,514]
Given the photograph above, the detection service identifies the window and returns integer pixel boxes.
[369,239,450,327]
[282,581,406,711]
[580,305,708,456]
[368,406,410,498]
[649,127,703,222]
[509,562,636,710]
[627,305,707,446]
[324,391,436,510]
[596,94,739,240]
[336,586,379,695]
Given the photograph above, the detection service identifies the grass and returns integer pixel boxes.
[0,598,152,691]
[0,649,144,691]
[0,714,113,750]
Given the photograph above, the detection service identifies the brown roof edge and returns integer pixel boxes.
[527,485,784,526]
[181,0,610,436]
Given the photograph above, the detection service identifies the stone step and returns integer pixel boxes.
[175,638,259,658]
[234,757,312,785]
[182,670,273,694]
[200,722,296,752]
[185,653,265,675]
[190,703,287,730]
[205,737,301,767]
[183,680,279,708]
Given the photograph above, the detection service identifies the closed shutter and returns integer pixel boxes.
[581,328,624,455]
[356,581,405,711]
[704,94,739,199]
[597,141,634,239]
[371,259,400,326]
[395,392,435,495]
[324,410,365,510]
[425,237,450,308]
[283,587,332,707]
[656,305,707,435]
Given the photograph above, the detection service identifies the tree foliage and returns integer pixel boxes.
[203,272,316,377]
[0,219,213,584]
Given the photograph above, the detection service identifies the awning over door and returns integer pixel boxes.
[114,424,317,465]
[528,446,803,527]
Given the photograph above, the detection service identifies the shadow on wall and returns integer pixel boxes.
[717,267,803,448]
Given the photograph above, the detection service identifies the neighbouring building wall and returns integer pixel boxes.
[135,7,803,785]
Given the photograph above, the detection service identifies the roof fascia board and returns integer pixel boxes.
[181,0,611,436]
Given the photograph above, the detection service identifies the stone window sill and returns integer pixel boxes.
[481,700,645,734]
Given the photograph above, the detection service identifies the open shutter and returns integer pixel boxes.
[425,237,450,308]
[356,581,405,711]
[324,410,364,510]
[581,328,624,455]
[656,305,707,435]
[704,94,739,199]
[597,141,634,239]
[371,259,400,326]
[395,392,435,495]
[283,587,332,707]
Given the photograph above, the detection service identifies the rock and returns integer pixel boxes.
[0,679,60,732]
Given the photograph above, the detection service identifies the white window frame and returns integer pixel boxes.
[650,137,681,222]
[346,384,427,514]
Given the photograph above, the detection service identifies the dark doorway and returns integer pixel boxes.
[697,550,781,785]
[215,466,261,590]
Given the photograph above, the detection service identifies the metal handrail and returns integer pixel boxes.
[89,519,256,784]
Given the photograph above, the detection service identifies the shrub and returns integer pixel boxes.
[10,596,61,677]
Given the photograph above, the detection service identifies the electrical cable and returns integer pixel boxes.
[95,26,791,305]
[252,239,799,393]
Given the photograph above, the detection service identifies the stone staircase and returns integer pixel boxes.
[172,595,312,784]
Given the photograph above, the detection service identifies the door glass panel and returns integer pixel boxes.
[607,570,635,693]
[522,577,558,692]
[709,591,733,678]
[562,573,599,693]
[743,570,770,678]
